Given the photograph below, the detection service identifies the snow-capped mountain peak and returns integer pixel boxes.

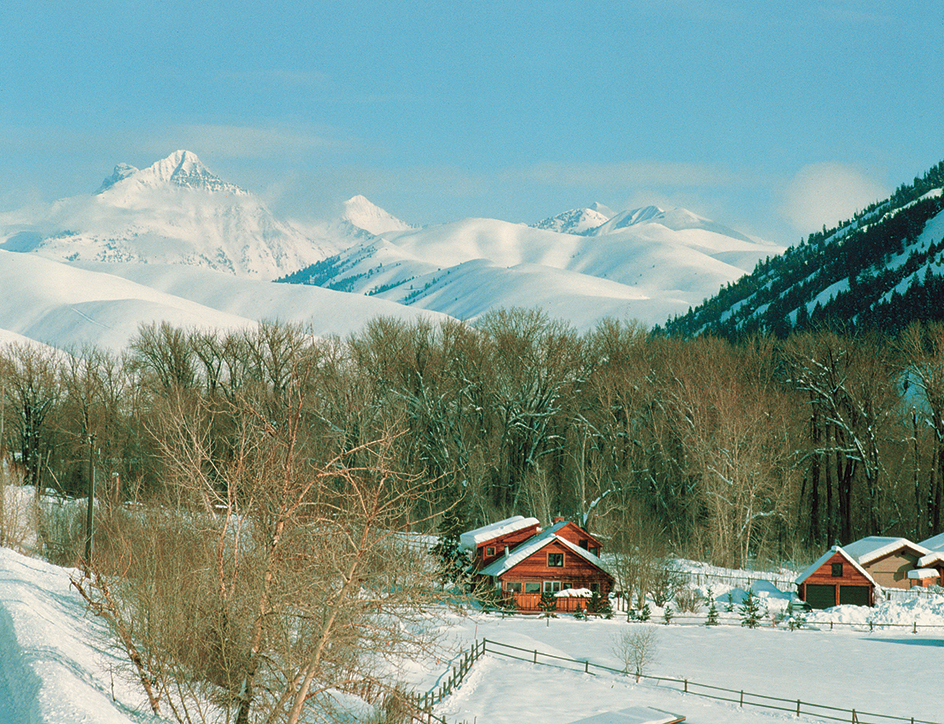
[342,195,413,235]
[97,150,246,197]
[531,206,613,235]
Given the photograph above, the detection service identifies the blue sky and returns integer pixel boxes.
[1,1,942,245]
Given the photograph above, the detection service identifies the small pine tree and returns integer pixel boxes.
[740,588,762,629]
[430,508,469,589]
[639,602,651,622]
[574,602,587,621]
[662,604,673,626]
[539,590,558,618]
[725,591,735,613]
[706,595,719,626]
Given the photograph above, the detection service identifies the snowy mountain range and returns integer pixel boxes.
[279,203,782,330]
[0,150,783,352]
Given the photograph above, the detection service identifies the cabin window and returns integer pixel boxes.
[579,539,589,549]
[485,546,495,557]
[524,582,541,593]
[544,581,562,593]
[505,581,522,593]
[589,546,599,556]
[831,562,843,577]
[548,552,564,567]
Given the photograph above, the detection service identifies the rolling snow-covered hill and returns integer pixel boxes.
[281,205,783,330]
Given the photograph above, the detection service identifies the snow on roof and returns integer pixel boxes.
[842,536,929,566]
[459,516,539,550]
[918,551,944,568]
[907,568,940,580]
[795,546,877,587]
[919,531,944,552]
[478,527,612,578]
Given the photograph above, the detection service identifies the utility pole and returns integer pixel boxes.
[85,434,95,565]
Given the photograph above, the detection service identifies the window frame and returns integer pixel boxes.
[505,581,522,593]
[831,562,843,577]
[485,546,495,557]
[543,580,562,593]
[524,582,541,594]
[547,552,564,568]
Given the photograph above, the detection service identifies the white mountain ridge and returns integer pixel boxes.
[0,150,351,280]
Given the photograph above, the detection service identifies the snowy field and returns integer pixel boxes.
[2,542,944,724]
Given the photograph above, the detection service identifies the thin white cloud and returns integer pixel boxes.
[218,69,330,87]
[510,160,759,189]
[779,162,888,234]
[144,123,341,160]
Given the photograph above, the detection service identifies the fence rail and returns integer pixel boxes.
[480,637,941,724]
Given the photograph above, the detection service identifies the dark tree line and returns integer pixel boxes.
[4,313,944,568]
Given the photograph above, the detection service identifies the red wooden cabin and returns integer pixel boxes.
[464,518,613,612]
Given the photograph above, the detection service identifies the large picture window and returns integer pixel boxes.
[548,552,564,567]
[543,581,562,593]
[524,582,541,593]
[505,581,522,593]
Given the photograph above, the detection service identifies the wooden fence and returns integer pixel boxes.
[480,637,942,724]
[407,639,485,724]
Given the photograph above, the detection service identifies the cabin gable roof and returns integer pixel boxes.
[842,536,929,566]
[795,546,876,587]
[479,528,612,579]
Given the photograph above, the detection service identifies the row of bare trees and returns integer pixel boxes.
[3,312,944,571]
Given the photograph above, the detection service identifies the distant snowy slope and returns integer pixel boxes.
[0,151,348,280]
[283,209,782,330]
[79,261,452,339]
[0,251,257,351]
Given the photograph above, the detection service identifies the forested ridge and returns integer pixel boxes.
[662,160,944,340]
[5,311,944,570]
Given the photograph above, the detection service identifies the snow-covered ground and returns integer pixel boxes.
[1,486,940,724]
[3,536,944,724]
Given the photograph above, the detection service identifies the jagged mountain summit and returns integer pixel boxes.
[661,161,944,339]
[96,149,247,196]
[531,205,612,235]
[0,150,347,280]
[280,202,782,330]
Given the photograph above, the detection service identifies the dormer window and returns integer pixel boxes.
[831,562,843,577]
[548,552,564,567]
[485,546,495,557]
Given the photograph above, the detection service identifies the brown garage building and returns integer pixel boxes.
[795,546,876,609]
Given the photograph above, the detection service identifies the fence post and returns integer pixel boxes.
[740,690,744,707]
[913,621,917,634]
[684,679,688,693]
[585,660,589,673]
[796,699,800,716]
[534,649,538,664]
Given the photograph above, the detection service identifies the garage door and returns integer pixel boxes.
[839,585,870,607]
[805,584,836,609]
